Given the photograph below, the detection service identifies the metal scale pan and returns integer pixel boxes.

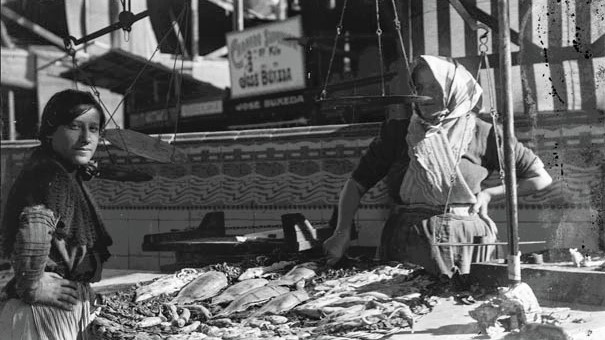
[316,95,432,107]
[103,128,188,164]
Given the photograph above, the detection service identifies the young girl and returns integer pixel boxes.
[0,89,113,339]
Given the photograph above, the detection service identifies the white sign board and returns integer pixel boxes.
[181,100,223,117]
[227,16,306,99]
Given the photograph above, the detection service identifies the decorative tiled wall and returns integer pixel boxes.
[1,116,603,271]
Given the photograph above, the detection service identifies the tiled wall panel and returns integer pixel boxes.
[2,120,603,271]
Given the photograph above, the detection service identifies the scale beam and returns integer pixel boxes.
[435,241,546,247]
[65,10,149,47]
[317,95,432,107]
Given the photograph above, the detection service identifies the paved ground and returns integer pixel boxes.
[387,297,604,340]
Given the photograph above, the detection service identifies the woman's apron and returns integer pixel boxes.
[0,282,94,340]
[379,203,498,277]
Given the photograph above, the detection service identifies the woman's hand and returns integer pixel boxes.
[470,190,492,217]
[323,231,350,266]
[23,272,79,311]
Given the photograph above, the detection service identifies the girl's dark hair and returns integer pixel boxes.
[38,89,105,145]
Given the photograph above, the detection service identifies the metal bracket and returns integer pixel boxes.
[65,10,149,47]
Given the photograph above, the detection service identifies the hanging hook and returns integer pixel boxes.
[119,10,135,33]
[374,0,386,96]
[318,0,350,101]
[63,36,77,57]
[118,0,135,33]
[478,28,490,53]
[389,0,413,93]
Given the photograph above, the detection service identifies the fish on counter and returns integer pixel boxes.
[171,270,229,305]
[237,260,296,281]
[179,304,212,320]
[136,316,167,328]
[294,293,344,318]
[251,290,310,317]
[212,278,270,305]
[134,268,203,303]
[313,300,415,334]
[268,262,317,287]
[217,285,290,317]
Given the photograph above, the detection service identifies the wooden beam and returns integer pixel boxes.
[233,0,244,31]
[0,19,15,48]
[447,0,489,31]
[8,89,16,140]
[454,39,605,69]
[0,6,65,48]
[204,46,227,59]
[191,0,199,57]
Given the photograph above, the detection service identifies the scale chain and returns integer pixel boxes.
[319,0,349,100]
[375,0,386,96]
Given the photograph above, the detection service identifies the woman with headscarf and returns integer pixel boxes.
[0,89,113,339]
[323,55,552,278]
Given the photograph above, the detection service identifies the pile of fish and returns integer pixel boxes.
[91,259,440,340]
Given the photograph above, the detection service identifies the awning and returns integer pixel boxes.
[59,48,224,99]
[204,0,279,20]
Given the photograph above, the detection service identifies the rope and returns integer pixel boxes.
[158,2,189,159]
[64,38,133,159]
[170,2,190,153]
[478,29,506,184]
[66,4,189,163]
[65,51,132,158]
[441,112,475,218]
[389,0,414,94]
[375,0,385,96]
[319,0,349,100]
[433,29,505,251]
[441,28,505,218]
[440,37,489,218]
[435,84,477,248]
[106,5,188,131]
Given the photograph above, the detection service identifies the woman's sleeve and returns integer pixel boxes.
[485,125,545,178]
[0,164,67,258]
[351,120,403,190]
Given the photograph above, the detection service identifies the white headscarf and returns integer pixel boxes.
[400,56,484,205]
[417,55,483,121]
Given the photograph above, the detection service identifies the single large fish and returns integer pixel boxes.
[216,285,289,317]
[294,294,342,318]
[251,290,310,317]
[268,264,316,287]
[134,268,202,303]
[237,260,295,281]
[171,271,228,305]
[211,278,269,305]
